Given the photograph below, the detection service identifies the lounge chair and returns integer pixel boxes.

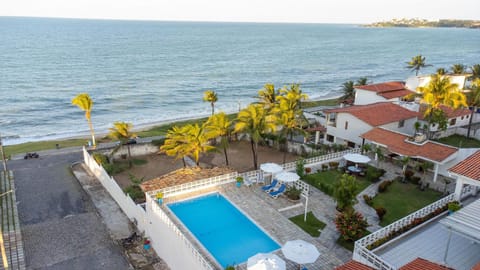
[269,184,286,198]
[261,179,278,192]
[244,177,253,187]
[248,175,258,185]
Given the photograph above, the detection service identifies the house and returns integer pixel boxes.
[354,81,416,105]
[405,75,469,92]
[323,102,418,147]
[417,104,473,139]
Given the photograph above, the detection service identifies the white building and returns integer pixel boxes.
[354,81,416,105]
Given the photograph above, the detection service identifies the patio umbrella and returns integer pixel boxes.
[260,163,284,174]
[247,253,286,270]
[281,240,320,264]
[275,171,300,183]
[343,153,371,163]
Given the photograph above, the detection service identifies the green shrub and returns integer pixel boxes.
[333,174,359,211]
[151,138,166,146]
[328,161,339,169]
[375,207,387,221]
[296,159,306,179]
[448,201,461,212]
[124,185,145,203]
[410,176,422,185]
[378,180,393,193]
[93,153,109,166]
[321,164,328,171]
[285,186,302,200]
[366,166,383,182]
[363,194,373,206]
[335,210,369,241]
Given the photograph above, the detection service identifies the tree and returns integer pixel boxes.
[436,68,446,75]
[160,125,190,167]
[451,64,466,74]
[108,122,136,167]
[356,77,369,86]
[417,74,467,138]
[257,83,278,109]
[406,55,431,76]
[470,64,480,80]
[203,90,218,116]
[234,104,276,170]
[466,79,480,138]
[400,156,410,182]
[340,80,355,103]
[72,93,96,147]
[334,209,369,242]
[373,146,384,168]
[205,112,232,166]
[333,174,359,211]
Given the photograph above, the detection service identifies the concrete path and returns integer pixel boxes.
[7,152,130,270]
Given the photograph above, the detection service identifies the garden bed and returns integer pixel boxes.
[303,170,371,196]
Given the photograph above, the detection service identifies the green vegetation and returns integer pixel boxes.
[289,212,326,237]
[4,138,88,158]
[436,134,480,148]
[366,18,480,29]
[301,98,339,107]
[304,170,370,196]
[336,230,371,251]
[371,181,442,226]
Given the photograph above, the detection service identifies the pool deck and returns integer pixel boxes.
[164,181,351,270]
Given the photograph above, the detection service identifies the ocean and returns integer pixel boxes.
[1,17,480,145]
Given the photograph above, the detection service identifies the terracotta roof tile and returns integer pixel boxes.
[335,260,375,270]
[399,258,454,270]
[324,103,418,126]
[355,81,415,99]
[449,150,480,181]
[140,167,235,192]
[471,262,480,270]
[361,128,458,162]
[418,104,471,120]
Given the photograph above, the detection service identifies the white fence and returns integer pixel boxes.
[352,185,473,270]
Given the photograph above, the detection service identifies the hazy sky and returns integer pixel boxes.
[2,0,479,23]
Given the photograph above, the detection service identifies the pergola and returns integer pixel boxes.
[448,150,480,201]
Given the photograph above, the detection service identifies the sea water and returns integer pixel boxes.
[1,17,480,145]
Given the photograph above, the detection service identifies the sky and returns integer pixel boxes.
[1,0,479,24]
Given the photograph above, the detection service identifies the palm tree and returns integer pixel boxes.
[340,81,355,103]
[108,122,137,166]
[356,77,369,86]
[470,64,480,80]
[203,90,218,116]
[160,125,190,167]
[406,55,431,76]
[72,93,96,147]
[436,68,447,75]
[451,64,466,74]
[466,79,480,138]
[234,104,276,170]
[183,124,215,166]
[417,74,467,138]
[258,83,278,109]
[205,112,232,165]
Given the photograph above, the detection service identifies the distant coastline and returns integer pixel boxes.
[365,18,480,29]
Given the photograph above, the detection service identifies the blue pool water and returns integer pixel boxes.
[168,193,280,268]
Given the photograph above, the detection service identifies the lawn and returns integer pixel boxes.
[4,138,89,158]
[371,181,443,226]
[302,98,339,108]
[303,170,371,196]
[435,134,480,148]
[289,211,326,237]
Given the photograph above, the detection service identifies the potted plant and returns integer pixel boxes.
[225,265,235,270]
[156,192,164,205]
[285,186,301,201]
[447,201,461,214]
[236,176,244,187]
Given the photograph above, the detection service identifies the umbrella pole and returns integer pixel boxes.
[304,195,309,222]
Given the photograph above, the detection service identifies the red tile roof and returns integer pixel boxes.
[449,150,480,181]
[399,258,454,270]
[324,102,418,126]
[335,260,375,270]
[471,262,480,270]
[361,128,458,162]
[418,104,471,120]
[355,81,416,99]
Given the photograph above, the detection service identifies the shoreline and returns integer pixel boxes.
[2,93,341,147]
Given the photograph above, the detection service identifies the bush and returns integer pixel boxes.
[93,153,109,166]
[378,180,393,193]
[321,164,328,171]
[124,185,145,203]
[404,170,415,181]
[333,174,359,211]
[363,194,373,206]
[375,207,387,221]
[328,161,339,170]
[335,210,369,241]
[366,166,385,182]
[410,176,422,185]
[285,186,302,200]
[151,138,166,146]
[448,201,461,212]
[296,159,306,179]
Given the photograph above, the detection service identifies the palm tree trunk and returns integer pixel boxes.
[87,119,96,146]
[127,145,132,167]
[182,157,186,168]
[223,146,229,166]
[250,139,258,170]
[466,108,476,138]
[211,103,214,116]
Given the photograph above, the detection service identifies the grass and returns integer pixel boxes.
[336,230,371,251]
[301,98,339,108]
[303,170,371,196]
[4,138,89,158]
[289,211,326,237]
[435,134,480,148]
[371,181,443,226]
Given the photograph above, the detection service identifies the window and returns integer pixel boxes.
[398,120,405,128]
[344,121,348,130]
[450,118,456,126]
[461,116,464,120]
[326,134,334,143]
[347,141,355,148]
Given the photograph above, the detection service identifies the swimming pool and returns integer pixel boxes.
[168,193,280,268]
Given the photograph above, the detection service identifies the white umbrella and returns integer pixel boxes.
[281,240,320,264]
[247,253,286,270]
[260,163,284,174]
[343,153,371,163]
[276,171,300,183]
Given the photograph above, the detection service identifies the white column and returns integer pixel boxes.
[454,178,464,201]
[433,163,439,183]
[315,131,320,144]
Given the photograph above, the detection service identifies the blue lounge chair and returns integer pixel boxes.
[269,184,286,198]
[261,179,278,192]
